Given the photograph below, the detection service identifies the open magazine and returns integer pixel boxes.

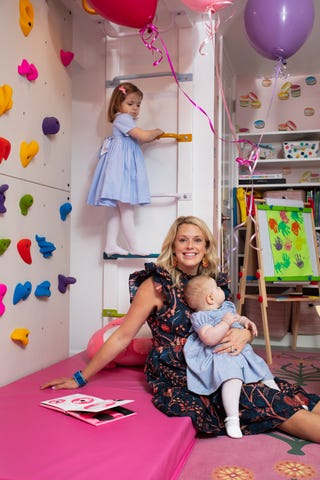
[40,394,135,426]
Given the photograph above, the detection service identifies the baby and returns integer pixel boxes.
[184,275,279,439]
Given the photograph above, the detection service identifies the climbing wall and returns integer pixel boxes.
[0,0,73,385]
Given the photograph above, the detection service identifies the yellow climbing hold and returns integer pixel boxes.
[11,328,30,346]
[0,84,13,116]
[20,141,39,167]
[19,0,34,36]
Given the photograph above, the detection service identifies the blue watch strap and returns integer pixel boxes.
[73,370,87,387]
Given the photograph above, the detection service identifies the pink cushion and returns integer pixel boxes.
[86,318,153,368]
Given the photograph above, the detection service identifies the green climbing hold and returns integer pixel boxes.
[0,238,11,255]
[19,194,33,215]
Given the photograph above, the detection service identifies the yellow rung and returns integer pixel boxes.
[160,133,192,142]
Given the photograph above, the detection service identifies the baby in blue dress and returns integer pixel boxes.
[87,82,163,255]
[184,275,279,438]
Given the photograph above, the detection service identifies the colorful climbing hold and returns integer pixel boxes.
[0,84,13,116]
[18,59,38,81]
[19,194,33,215]
[35,234,56,258]
[0,184,9,214]
[11,328,30,346]
[17,238,32,264]
[59,202,72,221]
[42,117,60,135]
[0,137,11,163]
[20,140,39,167]
[0,239,11,255]
[0,284,7,316]
[58,274,77,293]
[34,280,51,297]
[13,281,32,305]
[19,0,34,36]
[60,49,74,66]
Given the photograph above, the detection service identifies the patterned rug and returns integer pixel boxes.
[178,349,320,480]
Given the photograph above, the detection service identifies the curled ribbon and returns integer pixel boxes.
[139,24,163,67]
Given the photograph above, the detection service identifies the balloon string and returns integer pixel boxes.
[139,22,249,155]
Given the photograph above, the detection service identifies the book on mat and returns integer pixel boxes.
[40,394,135,426]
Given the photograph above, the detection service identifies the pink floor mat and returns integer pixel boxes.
[0,352,196,480]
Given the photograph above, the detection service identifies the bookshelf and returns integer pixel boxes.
[232,129,320,340]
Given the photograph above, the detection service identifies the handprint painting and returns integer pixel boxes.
[256,204,320,281]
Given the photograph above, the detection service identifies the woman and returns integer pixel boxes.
[41,216,320,442]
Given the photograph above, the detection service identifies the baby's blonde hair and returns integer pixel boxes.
[184,275,216,311]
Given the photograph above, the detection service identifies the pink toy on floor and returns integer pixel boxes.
[87,318,152,368]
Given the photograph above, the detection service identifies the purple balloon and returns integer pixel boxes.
[244,0,315,61]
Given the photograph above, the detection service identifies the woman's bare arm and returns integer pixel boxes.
[40,277,163,390]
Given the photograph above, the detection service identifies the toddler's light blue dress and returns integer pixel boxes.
[184,301,275,395]
[87,113,151,207]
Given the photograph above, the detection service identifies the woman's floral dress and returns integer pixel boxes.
[129,263,320,436]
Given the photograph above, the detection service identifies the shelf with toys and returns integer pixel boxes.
[236,129,320,227]
[232,130,320,341]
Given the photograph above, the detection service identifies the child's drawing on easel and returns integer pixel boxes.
[87,82,163,256]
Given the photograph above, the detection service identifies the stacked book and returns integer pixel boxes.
[239,173,286,185]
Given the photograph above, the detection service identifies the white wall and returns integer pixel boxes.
[0,0,72,384]
[68,11,216,352]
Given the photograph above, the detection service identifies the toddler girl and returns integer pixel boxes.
[87,82,163,255]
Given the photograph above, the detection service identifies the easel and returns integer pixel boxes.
[237,202,320,364]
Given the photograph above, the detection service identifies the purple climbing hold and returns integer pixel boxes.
[58,274,77,293]
[42,117,60,135]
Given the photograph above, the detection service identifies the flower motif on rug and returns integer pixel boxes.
[211,465,254,479]
[274,460,317,479]
[272,353,320,387]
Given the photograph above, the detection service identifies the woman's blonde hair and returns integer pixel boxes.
[107,82,143,123]
[157,216,219,285]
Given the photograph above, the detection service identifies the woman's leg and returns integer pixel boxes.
[118,202,149,255]
[105,205,128,255]
[278,401,320,443]
[222,378,243,438]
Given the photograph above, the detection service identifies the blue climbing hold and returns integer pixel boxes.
[13,281,32,305]
[35,234,56,258]
[34,280,51,297]
[59,202,72,221]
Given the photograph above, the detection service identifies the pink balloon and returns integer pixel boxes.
[244,0,315,61]
[88,0,158,29]
[180,0,233,13]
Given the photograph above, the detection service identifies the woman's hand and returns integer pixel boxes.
[40,377,78,390]
[214,327,252,356]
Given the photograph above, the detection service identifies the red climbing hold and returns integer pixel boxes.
[17,238,32,264]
